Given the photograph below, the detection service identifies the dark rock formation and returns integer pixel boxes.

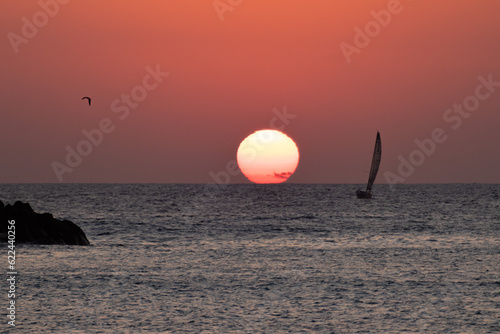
[0,201,90,245]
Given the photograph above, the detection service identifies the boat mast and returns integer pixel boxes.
[366,132,381,194]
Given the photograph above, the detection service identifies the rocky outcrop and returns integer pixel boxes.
[0,201,90,245]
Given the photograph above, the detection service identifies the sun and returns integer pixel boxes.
[237,129,299,184]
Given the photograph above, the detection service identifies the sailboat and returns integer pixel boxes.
[356,132,382,199]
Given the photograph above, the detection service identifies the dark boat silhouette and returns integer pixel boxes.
[356,132,381,199]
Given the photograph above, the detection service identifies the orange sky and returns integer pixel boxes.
[1,0,499,183]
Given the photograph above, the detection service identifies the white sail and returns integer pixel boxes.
[366,132,381,192]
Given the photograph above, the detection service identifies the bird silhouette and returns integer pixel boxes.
[82,96,91,106]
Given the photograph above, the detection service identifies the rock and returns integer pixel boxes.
[0,201,90,245]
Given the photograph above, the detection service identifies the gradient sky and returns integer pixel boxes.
[1,0,499,183]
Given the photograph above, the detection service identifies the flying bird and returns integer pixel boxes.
[82,96,91,106]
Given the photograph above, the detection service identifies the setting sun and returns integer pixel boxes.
[237,129,299,184]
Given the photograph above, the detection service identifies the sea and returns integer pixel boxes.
[1,184,499,333]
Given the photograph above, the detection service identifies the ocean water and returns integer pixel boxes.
[1,184,499,333]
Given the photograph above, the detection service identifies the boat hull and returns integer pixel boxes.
[356,189,372,199]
